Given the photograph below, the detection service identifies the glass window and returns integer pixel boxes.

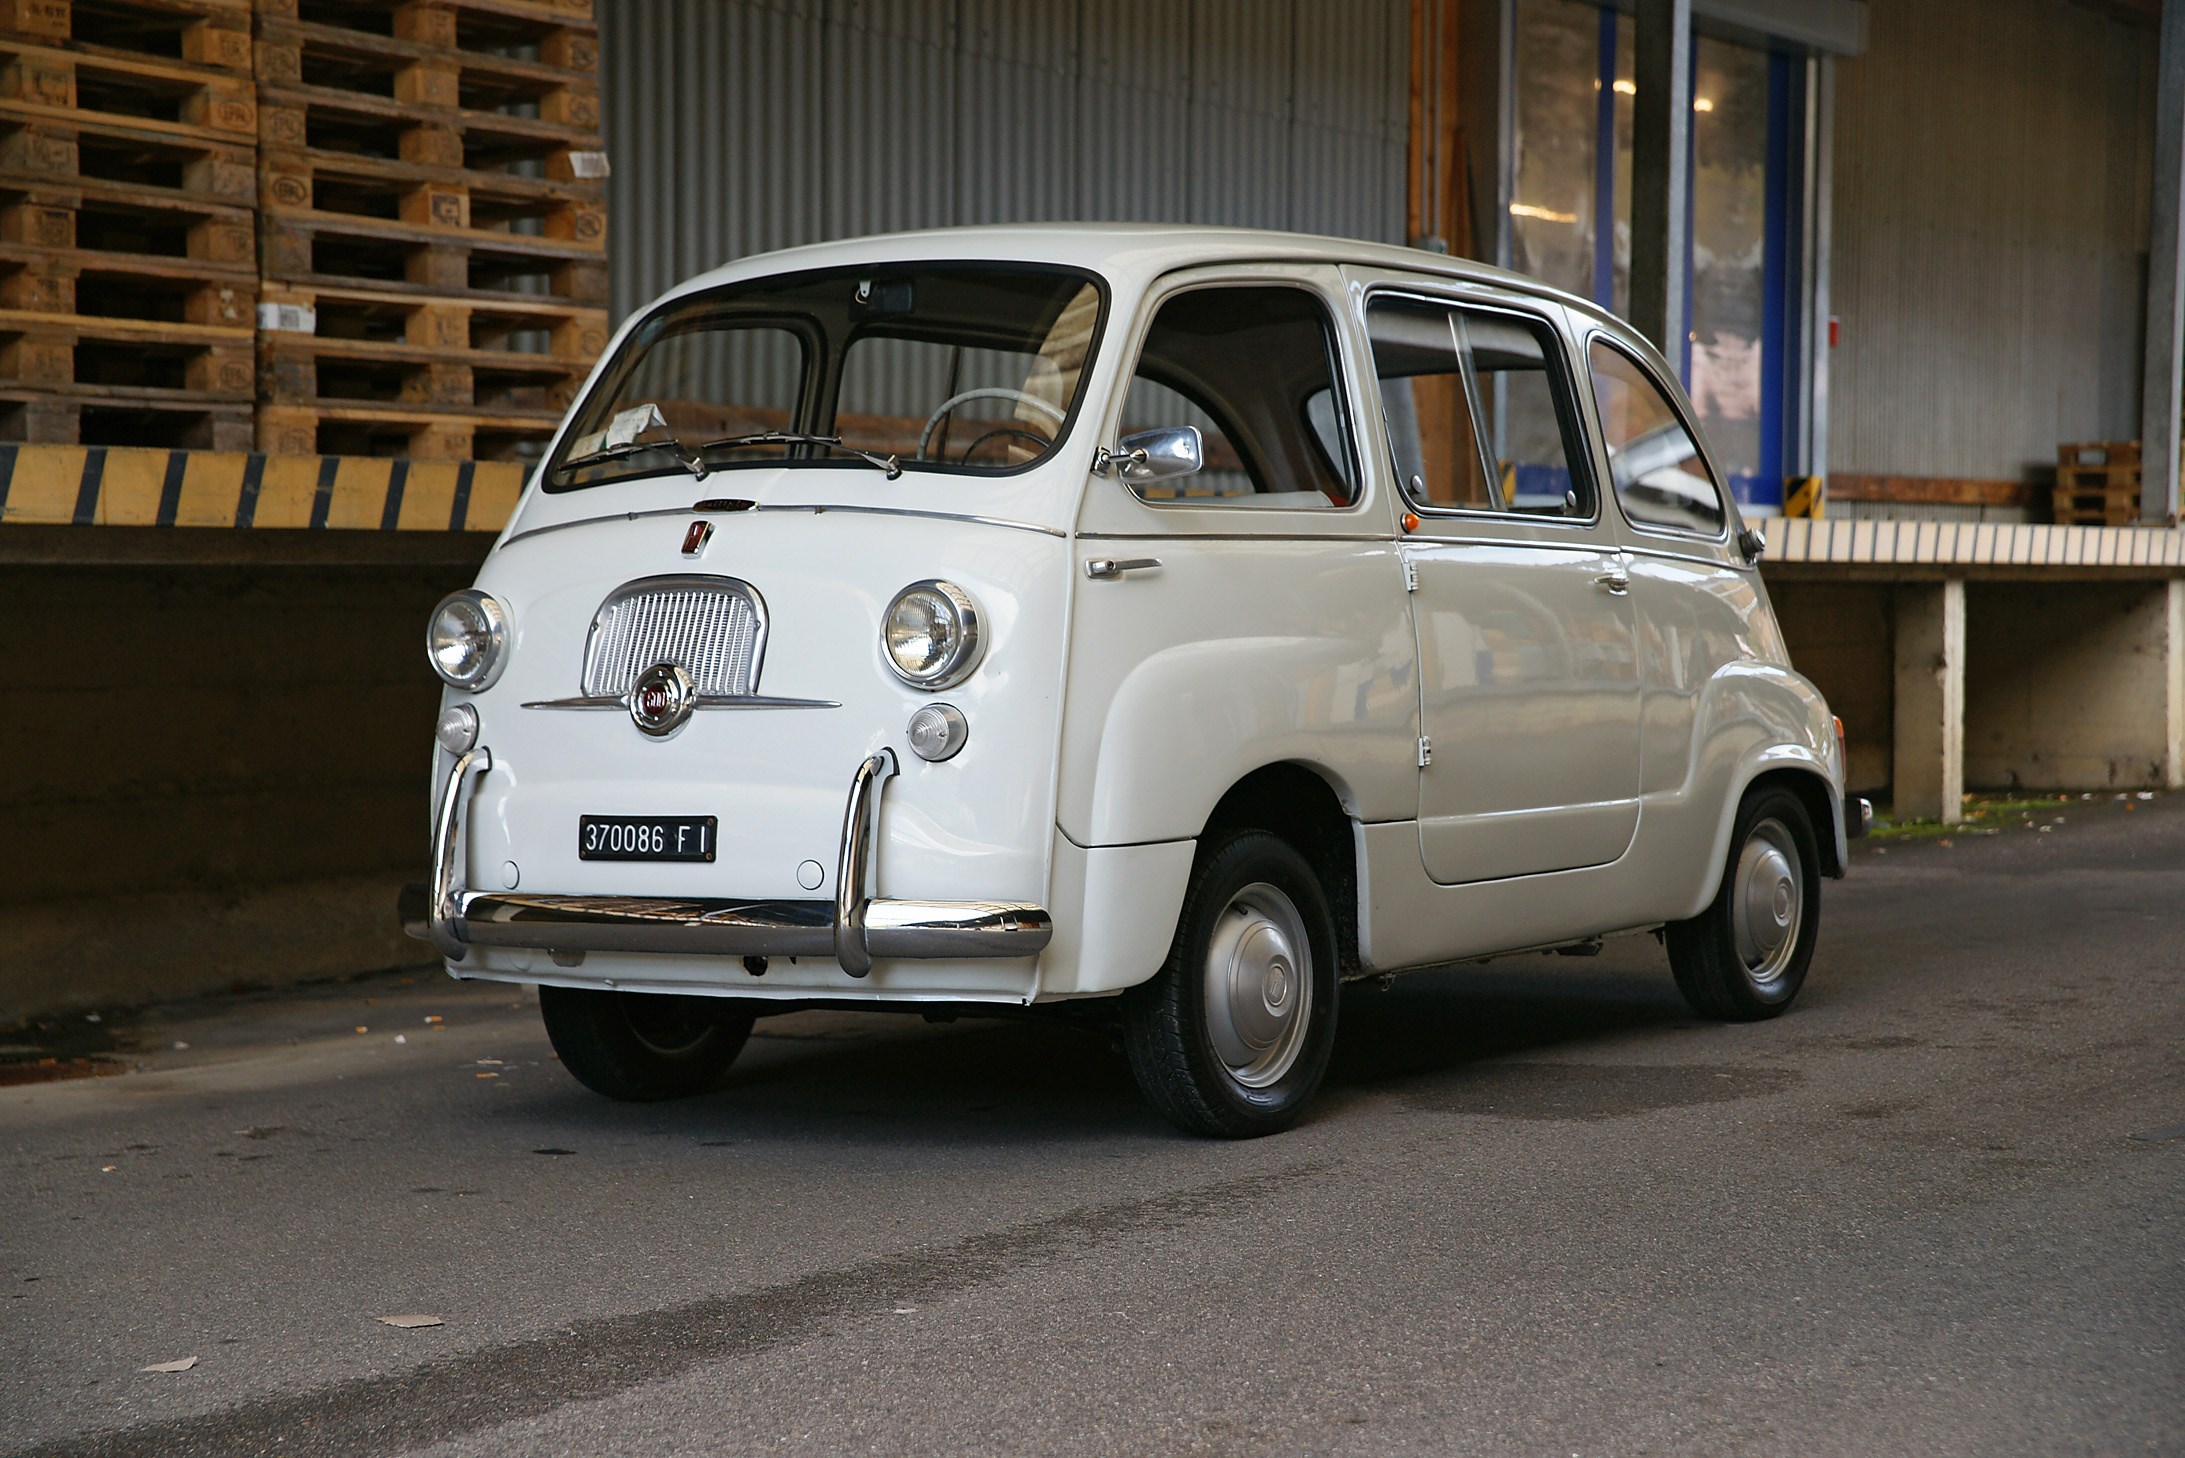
[548,265,1102,492]
[1117,286,1357,507]
[1589,339,1725,535]
[1366,295,1589,518]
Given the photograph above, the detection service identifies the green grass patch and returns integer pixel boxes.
[1869,793,2081,842]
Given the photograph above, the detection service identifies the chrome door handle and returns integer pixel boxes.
[1594,571,1630,595]
[1086,557,1162,579]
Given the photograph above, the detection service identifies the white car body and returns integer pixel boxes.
[410,225,1850,1019]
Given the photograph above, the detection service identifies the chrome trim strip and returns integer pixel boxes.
[520,693,841,711]
[427,746,491,961]
[834,748,898,976]
[500,503,1066,549]
[447,892,1054,961]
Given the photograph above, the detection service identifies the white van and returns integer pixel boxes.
[402,225,1864,1137]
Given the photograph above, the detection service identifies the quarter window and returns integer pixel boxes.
[1587,340,1726,535]
[1118,285,1358,507]
[1366,296,1590,518]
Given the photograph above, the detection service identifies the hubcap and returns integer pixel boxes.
[1731,818,1803,990]
[1203,882,1313,1088]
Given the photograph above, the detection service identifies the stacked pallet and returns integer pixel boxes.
[0,0,259,449]
[2053,442,2141,527]
[249,0,607,461]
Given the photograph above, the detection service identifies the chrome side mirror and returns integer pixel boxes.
[1737,525,1767,562]
[1095,425,1203,484]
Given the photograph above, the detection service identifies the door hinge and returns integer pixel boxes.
[1402,558,1418,593]
[1417,735,1433,768]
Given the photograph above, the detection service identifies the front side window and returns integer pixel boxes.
[1588,339,1726,535]
[547,265,1103,492]
[1117,285,1358,507]
[1367,295,1590,518]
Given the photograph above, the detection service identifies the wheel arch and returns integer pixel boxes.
[1199,761,1363,976]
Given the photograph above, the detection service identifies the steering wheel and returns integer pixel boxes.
[917,388,1066,463]
[956,426,1056,465]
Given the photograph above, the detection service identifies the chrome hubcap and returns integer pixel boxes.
[1203,882,1314,1089]
[1731,818,1803,990]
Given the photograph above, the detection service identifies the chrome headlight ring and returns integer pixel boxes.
[427,589,511,692]
[882,580,983,691]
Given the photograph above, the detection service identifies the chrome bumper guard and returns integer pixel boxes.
[401,746,1052,976]
[1845,794,1874,839]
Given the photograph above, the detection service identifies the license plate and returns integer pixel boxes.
[578,815,717,862]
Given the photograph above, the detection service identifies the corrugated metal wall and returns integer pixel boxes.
[599,0,1411,321]
[1827,0,2155,481]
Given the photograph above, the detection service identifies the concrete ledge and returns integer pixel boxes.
[1768,519,2185,577]
[0,873,432,1025]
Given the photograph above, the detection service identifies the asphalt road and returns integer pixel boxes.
[4,798,2181,1457]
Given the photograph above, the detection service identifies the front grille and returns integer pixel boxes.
[582,576,765,697]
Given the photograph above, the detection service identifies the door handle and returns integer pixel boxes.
[1086,557,1162,580]
[1594,570,1630,595]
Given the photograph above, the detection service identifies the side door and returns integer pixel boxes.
[1581,331,1765,805]
[1054,264,1419,851]
[1359,284,1643,884]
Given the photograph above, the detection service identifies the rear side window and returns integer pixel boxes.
[1366,296,1591,519]
[1118,285,1358,507]
[1588,340,1726,535]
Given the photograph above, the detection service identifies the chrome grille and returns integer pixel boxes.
[582,576,765,698]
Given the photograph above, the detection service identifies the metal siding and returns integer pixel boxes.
[601,0,1410,320]
[1828,0,2156,481]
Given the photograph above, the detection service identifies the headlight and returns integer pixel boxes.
[427,590,509,691]
[882,580,982,689]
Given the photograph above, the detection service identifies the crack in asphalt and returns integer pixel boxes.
[12,1161,1328,1458]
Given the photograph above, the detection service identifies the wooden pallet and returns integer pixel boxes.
[0,304,251,390]
[259,143,601,239]
[0,0,253,73]
[2058,440,2140,471]
[0,382,254,447]
[0,34,254,133]
[2052,466,2141,527]
[256,398,557,460]
[258,206,604,301]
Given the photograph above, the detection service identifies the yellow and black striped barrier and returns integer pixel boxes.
[0,444,526,532]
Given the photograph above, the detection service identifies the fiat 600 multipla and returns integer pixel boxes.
[401,225,1867,1137]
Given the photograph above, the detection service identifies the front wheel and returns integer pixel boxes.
[538,986,756,1101]
[1122,831,1340,1138]
[1666,785,1821,1021]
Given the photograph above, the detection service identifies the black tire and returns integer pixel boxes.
[1667,784,1821,1021]
[538,986,756,1101]
[1122,830,1340,1138]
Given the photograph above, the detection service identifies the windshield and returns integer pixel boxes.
[547,263,1106,492]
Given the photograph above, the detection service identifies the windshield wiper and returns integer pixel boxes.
[560,434,711,481]
[696,431,902,480]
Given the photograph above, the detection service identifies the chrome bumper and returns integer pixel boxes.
[400,746,1053,975]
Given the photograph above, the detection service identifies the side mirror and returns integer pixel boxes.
[1096,425,1202,485]
[1737,525,1767,562]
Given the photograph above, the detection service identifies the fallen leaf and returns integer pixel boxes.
[394,1034,407,1045]
[140,1357,197,1373]
[101,1165,117,1173]
[172,1042,189,1051]
[354,1026,369,1035]
[378,1315,443,1329]
[475,1071,498,1079]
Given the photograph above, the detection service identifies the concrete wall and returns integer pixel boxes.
[1965,581,2183,791]
[0,558,473,1022]
[1829,0,2155,479]
[1768,578,1894,794]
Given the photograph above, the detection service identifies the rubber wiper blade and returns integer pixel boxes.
[698,431,902,480]
[560,436,710,481]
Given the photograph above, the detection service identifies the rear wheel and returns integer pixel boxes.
[1122,831,1340,1138]
[1667,785,1821,1021]
[538,986,756,1101]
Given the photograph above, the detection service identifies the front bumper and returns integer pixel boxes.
[399,746,1053,974]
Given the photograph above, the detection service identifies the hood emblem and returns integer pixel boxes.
[629,662,695,738]
[681,520,713,556]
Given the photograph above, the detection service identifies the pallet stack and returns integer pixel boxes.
[249,0,608,461]
[0,0,608,463]
[0,0,260,450]
[2054,442,2141,527]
